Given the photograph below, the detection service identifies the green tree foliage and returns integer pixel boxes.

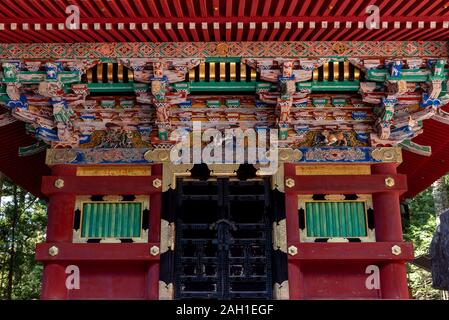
[0,174,47,299]
[404,185,444,300]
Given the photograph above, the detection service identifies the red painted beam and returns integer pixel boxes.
[320,22,342,41]
[177,25,190,42]
[323,0,339,16]
[164,26,179,42]
[287,242,414,262]
[201,24,210,42]
[267,28,279,41]
[298,26,317,41]
[288,24,304,42]
[405,0,430,16]
[173,0,185,17]
[106,0,126,17]
[310,0,325,16]
[214,24,221,41]
[96,0,114,17]
[156,27,170,42]
[376,26,412,41]
[334,0,352,16]
[238,0,246,17]
[386,29,426,41]
[189,25,200,42]
[41,175,162,196]
[420,1,446,16]
[236,24,243,41]
[3,14,449,25]
[30,0,54,17]
[418,25,449,41]
[278,26,291,42]
[80,0,101,17]
[310,26,327,41]
[383,0,403,16]
[0,32,18,43]
[13,0,39,17]
[225,0,232,17]
[247,25,256,41]
[199,0,208,17]
[299,0,312,16]
[131,27,149,42]
[185,0,196,17]
[284,174,407,194]
[36,243,161,262]
[91,28,116,42]
[250,0,259,16]
[341,26,364,41]
[160,0,173,17]
[274,0,286,16]
[148,29,162,42]
[396,27,430,41]
[146,0,160,17]
[261,0,271,16]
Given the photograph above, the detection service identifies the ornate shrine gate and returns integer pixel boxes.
[5,40,445,299]
[173,178,273,299]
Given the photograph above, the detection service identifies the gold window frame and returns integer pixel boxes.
[298,194,375,243]
[73,195,149,243]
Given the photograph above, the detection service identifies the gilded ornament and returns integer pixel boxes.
[208,164,239,177]
[160,219,175,254]
[144,148,171,162]
[288,245,298,256]
[332,42,349,55]
[385,177,395,188]
[272,219,287,253]
[277,148,302,162]
[216,43,229,56]
[48,246,59,257]
[159,281,174,300]
[371,147,402,163]
[54,179,64,189]
[391,245,402,256]
[285,178,295,188]
[102,195,123,202]
[150,245,160,256]
[324,194,346,201]
[46,149,77,165]
[273,281,290,300]
[153,178,162,189]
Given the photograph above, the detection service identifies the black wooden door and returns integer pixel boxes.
[174,178,272,299]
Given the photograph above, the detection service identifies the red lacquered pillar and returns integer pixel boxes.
[147,164,162,299]
[284,163,303,299]
[40,165,76,300]
[372,163,409,299]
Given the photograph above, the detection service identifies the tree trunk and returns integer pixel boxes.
[432,177,449,217]
[431,177,449,299]
[6,184,18,300]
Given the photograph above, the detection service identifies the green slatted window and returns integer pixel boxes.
[305,201,367,238]
[81,202,142,238]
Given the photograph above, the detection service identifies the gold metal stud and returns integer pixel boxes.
[54,179,64,189]
[391,245,402,256]
[288,245,298,256]
[150,245,160,256]
[48,246,59,256]
[385,177,395,188]
[153,178,162,189]
[285,178,295,188]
